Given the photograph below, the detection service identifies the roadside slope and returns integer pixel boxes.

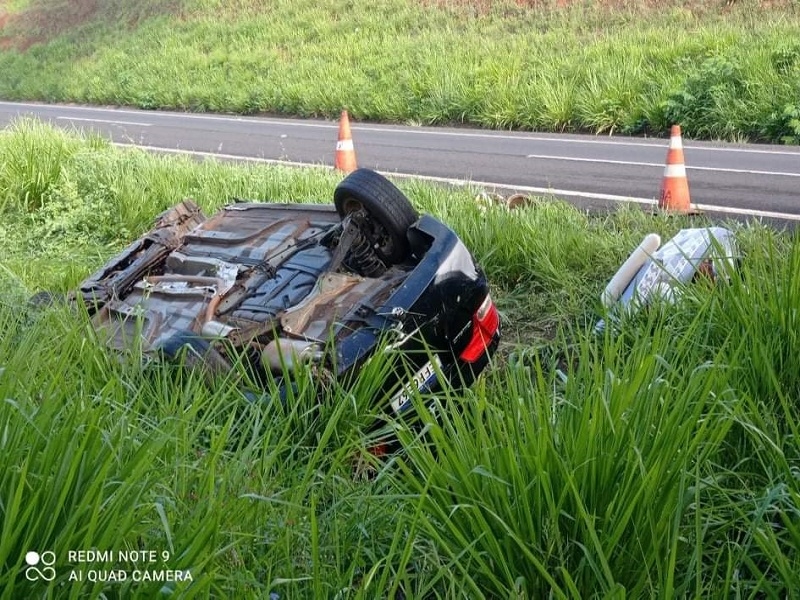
[0,0,799,143]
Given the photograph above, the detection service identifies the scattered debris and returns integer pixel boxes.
[474,191,533,212]
[596,227,739,332]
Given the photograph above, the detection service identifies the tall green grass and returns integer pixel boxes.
[0,301,423,598]
[1,0,800,142]
[388,245,800,596]
[1,122,799,597]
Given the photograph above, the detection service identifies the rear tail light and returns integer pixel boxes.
[459,294,500,363]
[367,443,387,458]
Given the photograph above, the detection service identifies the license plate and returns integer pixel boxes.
[390,356,442,414]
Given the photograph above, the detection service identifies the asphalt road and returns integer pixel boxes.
[2,101,799,221]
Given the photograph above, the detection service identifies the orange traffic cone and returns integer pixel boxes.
[335,110,357,174]
[659,125,697,214]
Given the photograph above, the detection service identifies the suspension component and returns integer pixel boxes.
[344,228,386,277]
[329,211,387,277]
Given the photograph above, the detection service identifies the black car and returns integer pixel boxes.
[73,169,500,415]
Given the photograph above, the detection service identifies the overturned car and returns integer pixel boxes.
[72,169,500,413]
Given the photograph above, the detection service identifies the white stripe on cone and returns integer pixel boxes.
[663,163,687,177]
[336,140,354,151]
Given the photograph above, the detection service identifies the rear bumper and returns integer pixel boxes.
[336,214,494,374]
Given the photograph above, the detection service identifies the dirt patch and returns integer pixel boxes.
[0,0,182,50]
[0,11,15,50]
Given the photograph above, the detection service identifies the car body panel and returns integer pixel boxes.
[72,177,499,411]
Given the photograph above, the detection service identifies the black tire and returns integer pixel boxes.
[334,169,419,264]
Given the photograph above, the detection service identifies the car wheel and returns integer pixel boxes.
[334,169,419,264]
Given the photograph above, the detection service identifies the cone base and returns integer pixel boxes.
[651,208,703,217]
[335,156,357,174]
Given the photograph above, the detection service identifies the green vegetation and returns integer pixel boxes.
[1,0,800,142]
[2,121,799,598]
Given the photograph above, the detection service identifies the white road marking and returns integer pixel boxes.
[397,172,800,221]
[113,143,322,169]
[56,116,151,127]
[527,139,800,156]
[525,153,800,177]
[3,101,799,156]
[113,142,800,222]
[356,130,800,157]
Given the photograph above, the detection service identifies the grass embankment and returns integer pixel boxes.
[1,120,799,598]
[1,0,800,143]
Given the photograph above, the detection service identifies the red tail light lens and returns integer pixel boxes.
[459,294,500,363]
